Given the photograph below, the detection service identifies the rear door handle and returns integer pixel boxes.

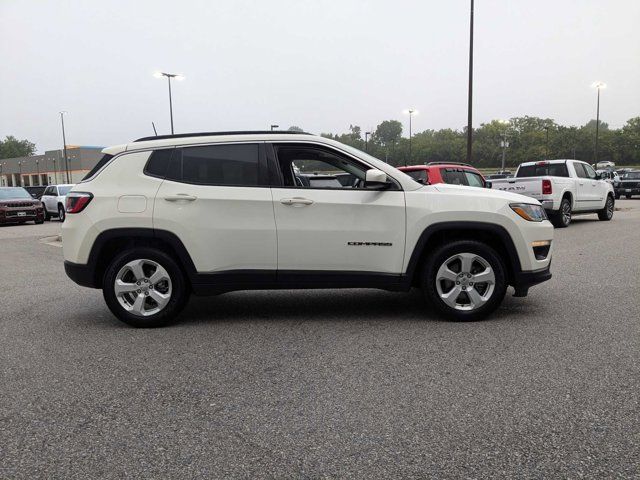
[280,197,314,206]
[164,194,197,202]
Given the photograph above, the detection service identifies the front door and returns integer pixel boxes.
[269,143,406,274]
[153,143,277,274]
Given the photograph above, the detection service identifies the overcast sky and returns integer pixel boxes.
[1,0,639,153]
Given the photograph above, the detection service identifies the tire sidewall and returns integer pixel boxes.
[103,247,189,327]
[422,240,508,321]
[58,205,65,222]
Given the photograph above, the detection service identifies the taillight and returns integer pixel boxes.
[542,179,552,195]
[65,192,93,213]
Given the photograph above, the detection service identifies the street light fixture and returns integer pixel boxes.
[365,131,372,152]
[59,111,70,183]
[403,109,418,166]
[497,119,510,172]
[592,81,606,167]
[270,124,279,131]
[154,71,185,134]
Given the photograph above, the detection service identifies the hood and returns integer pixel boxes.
[432,183,541,205]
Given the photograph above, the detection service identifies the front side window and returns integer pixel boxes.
[573,162,587,178]
[583,164,597,179]
[58,186,72,195]
[166,144,262,186]
[274,145,388,190]
[464,171,485,187]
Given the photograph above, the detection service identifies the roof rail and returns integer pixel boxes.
[426,161,472,167]
[134,130,313,143]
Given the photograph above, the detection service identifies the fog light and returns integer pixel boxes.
[532,240,551,260]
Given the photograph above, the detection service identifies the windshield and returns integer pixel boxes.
[58,185,73,195]
[517,163,569,178]
[622,172,640,179]
[0,188,32,200]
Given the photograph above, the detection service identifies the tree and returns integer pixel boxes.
[374,120,403,147]
[0,136,36,159]
[288,126,303,132]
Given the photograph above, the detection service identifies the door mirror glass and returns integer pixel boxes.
[365,169,389,188]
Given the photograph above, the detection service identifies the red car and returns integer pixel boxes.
[0,187,45,225]
[398,162,488,188]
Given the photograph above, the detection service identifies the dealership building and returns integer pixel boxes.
[0,146,104,187]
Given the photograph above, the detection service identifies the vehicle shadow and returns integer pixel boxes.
[177,287,526,326]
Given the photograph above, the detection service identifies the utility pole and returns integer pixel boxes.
[500,133,509,172]
[365,131,372,152]
[466,0,474,164]
[593,82,606,166]
[60,111,70,183]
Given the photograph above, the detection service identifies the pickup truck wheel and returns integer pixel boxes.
[598,196,614,221]
[551,198,571,228]
[626,195,632,199]
[103,247,189,328]
[422,240,507,321]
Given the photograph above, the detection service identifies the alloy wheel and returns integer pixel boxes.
[435,253,496,311]
[114,259,172,317]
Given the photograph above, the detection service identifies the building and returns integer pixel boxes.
[0,146,104,187]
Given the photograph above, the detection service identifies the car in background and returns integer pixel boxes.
[594,160,615,169]
[0,187,45,225]
[596,169,621,197]
[41,184,75,222]
[24,185,47,200]
[616,170,640,199]
[490,160,615,228]
[398,162,488,188]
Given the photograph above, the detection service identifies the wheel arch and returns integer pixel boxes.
[85,228,196,288]
[406,222,522,288]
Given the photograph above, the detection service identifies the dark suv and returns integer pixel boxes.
[0,187,45,225]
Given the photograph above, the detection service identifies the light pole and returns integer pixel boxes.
[18,161,22,186]
[270,124,279,131]
[154,72,185,134]
[544,126,550,159]
[498,120,510,172]
[592,81,606,167]
[36,159,40,185]
[466,0,474,164]
[59,111,70,183]
[365,131,372,152]
[404,109,418,166]
[0,162,5,186]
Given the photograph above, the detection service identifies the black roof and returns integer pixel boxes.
[134,130,312,143]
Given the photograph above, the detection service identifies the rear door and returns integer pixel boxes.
[153,143,277,274]
[42,186,57,211]
[269,143,406,274]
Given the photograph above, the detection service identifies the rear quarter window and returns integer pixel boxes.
[517,163,569,177]
[82,154,114,181]
[144,149,174,178]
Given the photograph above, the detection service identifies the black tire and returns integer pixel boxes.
[421,240,508,321]
[43,206,51,221]
[57,204,66,222]
[102,247,190,328]
[35,218,44,225]
[626,195,632,199]
[598,195,614,221]
[550,197,571,228]
[614,192,620,200]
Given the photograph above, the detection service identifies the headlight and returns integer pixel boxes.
[510,203,548,222]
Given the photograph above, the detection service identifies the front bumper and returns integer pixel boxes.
[511,265,552,297]
[0,209,44,223]
[616,187,640,196]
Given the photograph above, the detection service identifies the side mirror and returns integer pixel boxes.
[595,173,602,180]
[365,169,390,189]
[485,181,492,189]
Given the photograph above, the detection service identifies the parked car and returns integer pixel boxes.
[0,187,45,225]
[490,160,615,228]
[41,184,74,222]
[24,185,47,200]
[616,170,640,199]
[398,162,488,188]
[594,160,615,169]
[62,131,553,327]
[596,169,621,197]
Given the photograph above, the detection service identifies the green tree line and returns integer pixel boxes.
[321,116,640,168]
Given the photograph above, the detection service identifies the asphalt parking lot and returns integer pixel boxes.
[1,200,639,478]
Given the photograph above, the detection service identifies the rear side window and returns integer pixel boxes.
[166,144,262,186]
[441,169,468,185]
[517,163,569,178]
[82,154,113,181]
[144,149,174,178]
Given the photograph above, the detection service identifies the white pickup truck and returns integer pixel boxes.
[490,159,615,228]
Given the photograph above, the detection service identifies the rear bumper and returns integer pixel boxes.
[64,260,98,288]
[511,265,552,297]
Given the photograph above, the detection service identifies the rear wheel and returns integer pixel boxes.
[102,247,189,327]
[422,240,507,321]
[550,198,571,228]
[43,206,51,221]
[626,195,632,199]
[598,196,614,221]
[57,204,66,222]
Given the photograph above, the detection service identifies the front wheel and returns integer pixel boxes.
[57,204,66,222]
[598,196,614,221]
[550,198,571,228]
[422,240,507,321]
[102,247,190,327]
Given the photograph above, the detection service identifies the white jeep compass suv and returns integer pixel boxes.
[62,131,553,327]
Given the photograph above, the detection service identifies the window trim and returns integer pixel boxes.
[266,142,402,191]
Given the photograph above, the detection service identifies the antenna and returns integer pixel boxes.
[152,122,158,136]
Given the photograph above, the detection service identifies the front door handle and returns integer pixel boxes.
[164,194,197,202]
[280,197,314,206]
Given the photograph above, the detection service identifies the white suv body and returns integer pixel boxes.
[41,183,75,221]
[62,132,553,327]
